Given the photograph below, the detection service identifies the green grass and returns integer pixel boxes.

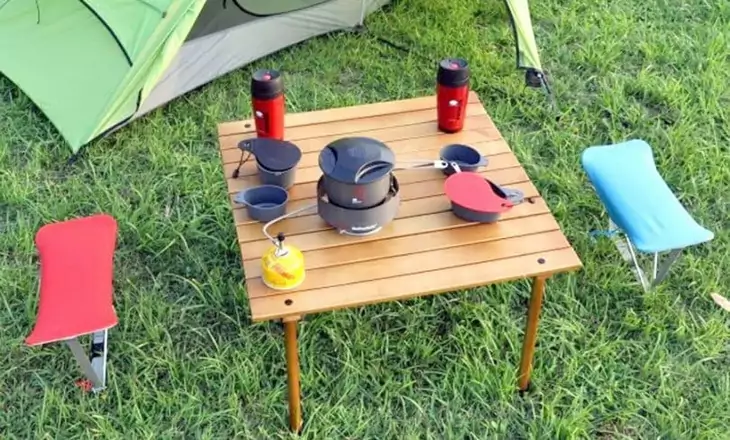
[2,0,729,438]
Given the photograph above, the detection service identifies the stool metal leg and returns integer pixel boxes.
[607,219,649,290]
[651,249,682,288]
[623,236,651,291]
[66,329,110,393]
[607,219,684,291]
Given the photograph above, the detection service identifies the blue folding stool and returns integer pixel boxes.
[581,139,714,291]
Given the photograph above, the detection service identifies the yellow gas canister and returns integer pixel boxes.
[260,233,305,290]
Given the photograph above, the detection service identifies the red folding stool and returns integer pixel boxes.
[25,214,119,393]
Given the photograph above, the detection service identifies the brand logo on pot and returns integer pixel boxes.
[351,186,366,205]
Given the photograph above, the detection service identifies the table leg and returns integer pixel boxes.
[518,276,547,391]
[283,317,303,433]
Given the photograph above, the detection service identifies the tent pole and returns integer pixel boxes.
[358,0,366,26]
[538,73,557,112]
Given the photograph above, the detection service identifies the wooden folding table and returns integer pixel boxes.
[217,92,583,432]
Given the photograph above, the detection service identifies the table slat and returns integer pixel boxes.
[248,247,581,322]
[220,102,485,148]
[243,211,561,281]
[239,195,550,257]
[232,166,530,225]
[220,125,502,165]
[237,179,539,242]
[217,91,482,137]
[252,230,569,296]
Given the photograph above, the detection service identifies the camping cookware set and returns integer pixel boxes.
[231,59,523,291]
[232,137,303,222]
[317,137,401,236]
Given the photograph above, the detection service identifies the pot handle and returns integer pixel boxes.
[488,180,524,204]
[238,139,255,152]
[354,160,393,183]
[502,187,524,204]
[233,190,251,207]
[232,141,255,178]
[393,160,449,171]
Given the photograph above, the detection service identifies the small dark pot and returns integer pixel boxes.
[257,162,297,189]
[238,138,301,188]
[439,144,488,176]
[450,202,504,223]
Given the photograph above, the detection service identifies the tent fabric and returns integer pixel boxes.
[504,0,543,72]
[0,0,134,149]
[84,0,171,62]
[0,0,205,151]
[93,0,207,136]
[0,0,545,153]
[136,0,391,117]
[93,0,205,140]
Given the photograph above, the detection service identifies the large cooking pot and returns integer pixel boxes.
[318,137,396,209]
[317,174,400,236]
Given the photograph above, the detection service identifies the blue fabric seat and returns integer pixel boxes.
[581,139,714,253]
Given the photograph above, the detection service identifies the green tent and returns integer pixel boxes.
[0,0,545,153]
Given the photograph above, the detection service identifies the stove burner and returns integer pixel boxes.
[339,226,383,236]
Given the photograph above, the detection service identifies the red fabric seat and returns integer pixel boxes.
[25,214,119,346]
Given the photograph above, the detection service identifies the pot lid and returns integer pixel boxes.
[319,137,395,184]
[444,172,513,214]
[240,138,302,171]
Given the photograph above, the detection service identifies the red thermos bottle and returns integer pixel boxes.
[251,69,285,140]
[436,58,470,133]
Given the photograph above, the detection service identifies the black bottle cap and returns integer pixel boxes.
[251,69,283,100]
[437,58,470,87]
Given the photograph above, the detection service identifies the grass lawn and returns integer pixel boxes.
[2,0,729,438]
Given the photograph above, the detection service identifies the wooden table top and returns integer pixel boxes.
[217,92,583,322]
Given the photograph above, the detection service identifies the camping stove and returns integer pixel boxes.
[316,174,400,236]
[340,227,383,237]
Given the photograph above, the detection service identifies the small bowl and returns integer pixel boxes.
[233,185,288,222]
[257,161,297,189]
[439,144,488,175]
